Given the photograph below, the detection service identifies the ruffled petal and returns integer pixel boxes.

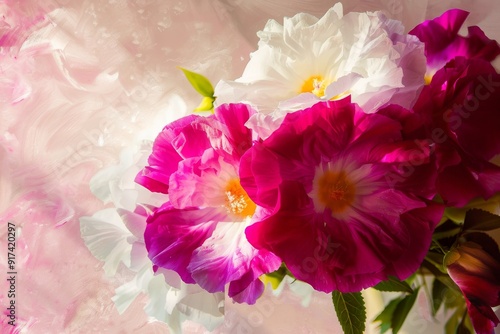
[410,9,500,73]
[145,204,225,283]
[243,98,441,292]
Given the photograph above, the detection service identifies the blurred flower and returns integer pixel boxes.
[445,235,500,334]
[410,9,500,82]
[136,103,281,304]
[240,98,443,292]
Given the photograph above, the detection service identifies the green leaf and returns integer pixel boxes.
[432,276,463,311]
[422,257,447,276]
[391,288,420,334]
[457,318,472,334]
[431,278,447,316]
[458,310,474,334]
[374,297,402,334]
[261,264,290,290]
[194,96,215,112]
[373,276,413,294]
[445,308,462,334]
[426,251,445,267]
[179,67,215,97]
[463,209,500,232]
[431,276,463,315]
[432,219,462,240]
[332,291,366,334]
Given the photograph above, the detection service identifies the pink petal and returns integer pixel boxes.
[145,204,224,283]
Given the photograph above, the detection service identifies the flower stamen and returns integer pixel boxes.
[316,170,355,214]
[300,75,329,97]
[224,179,256,218]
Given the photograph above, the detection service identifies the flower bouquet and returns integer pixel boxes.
[81,3,500,334]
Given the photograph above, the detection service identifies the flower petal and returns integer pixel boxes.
[145,204,224,283]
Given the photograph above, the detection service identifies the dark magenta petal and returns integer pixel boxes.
[466,300,498,334]
[411,9,469,43]
[411,57,500,206]
[410,9,469,58]
[144,204,223,284]
[243,100,440,292]
[386,203,444,278]
[437,164,484,206]
[265,99,355,164]
[410,9,500,70]
[240,143,282,211]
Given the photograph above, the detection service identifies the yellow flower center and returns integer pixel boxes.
[316,171,356,214]
[424,74,433,85]
[300,75,328,98]
[224,179,256,218]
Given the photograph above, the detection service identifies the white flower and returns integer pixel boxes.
[215,3,426,138]
[271,276,314,308]
[79,144,224,334]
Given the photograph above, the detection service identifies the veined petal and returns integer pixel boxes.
[242,99,441,292]
[79,209,132,276]
[145,205,224,284]
[188,221,281,299]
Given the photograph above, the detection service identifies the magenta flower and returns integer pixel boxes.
[445,236,500,334]
[409,9,500,81]
[136,103,281,304]
[410,57,500,206]
[240,99,443,292]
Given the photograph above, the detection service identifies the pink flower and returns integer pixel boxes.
[409,9,500,81]
[240,99,443,292]
[410,57,500,206]
[445,236,500,334]
[136,103,281,304]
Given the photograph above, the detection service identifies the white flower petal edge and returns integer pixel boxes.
[145,270,225,334]
[214,3,425,139]
[80,209,133,276]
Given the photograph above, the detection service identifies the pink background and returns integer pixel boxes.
[1,1,500,333]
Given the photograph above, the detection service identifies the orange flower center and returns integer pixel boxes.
[316,171,356,213]
[300,75,328,97]
[424,74,433,85]
[224,179,256,218]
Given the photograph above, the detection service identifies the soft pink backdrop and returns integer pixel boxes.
[1,1,499,333]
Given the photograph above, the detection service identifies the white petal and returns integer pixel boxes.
[277,93,320,112]
[112,265,153,314]
[144,271,225,333]
[79,208,132,276]
[271,276,314,307]
[245,112,286,140]
[89,148,135,204]
[324,72,362,99]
